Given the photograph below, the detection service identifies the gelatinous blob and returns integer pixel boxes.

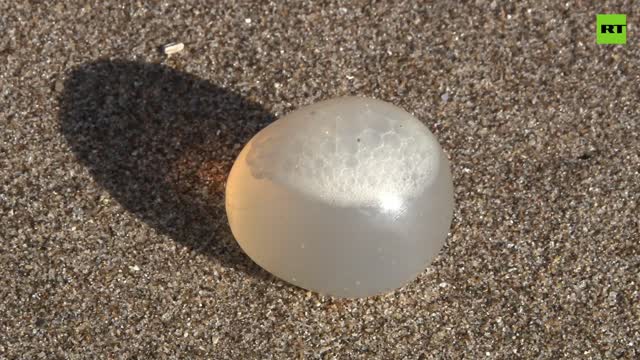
[226,97,454,298]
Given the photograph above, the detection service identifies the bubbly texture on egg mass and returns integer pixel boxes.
[226,97,454,298]
[246,97,440,208]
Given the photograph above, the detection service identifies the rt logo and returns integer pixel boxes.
[597,14,627,44]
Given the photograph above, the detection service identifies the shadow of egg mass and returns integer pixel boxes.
[59,60,275,279]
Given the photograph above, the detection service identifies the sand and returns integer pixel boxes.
[1,1,638,358]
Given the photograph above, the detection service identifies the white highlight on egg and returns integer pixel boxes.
[379,192,403,212]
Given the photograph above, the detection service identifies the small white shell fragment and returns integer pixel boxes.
[163,42,184,55]
[226,97,455,298]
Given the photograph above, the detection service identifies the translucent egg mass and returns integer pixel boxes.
[225,97,454,298]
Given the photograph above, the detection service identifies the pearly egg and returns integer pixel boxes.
[225,97,454,298]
